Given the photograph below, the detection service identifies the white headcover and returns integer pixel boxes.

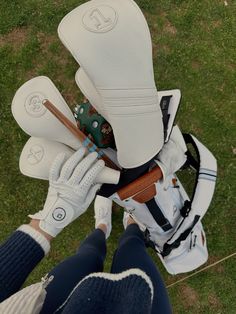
[75,68,108,121]
[20,137,120,184]
[20,137,74,180]
[75,68,181,141]
[58,0,164,168]
[12,76,81,150]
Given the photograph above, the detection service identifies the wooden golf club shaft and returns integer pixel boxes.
[43,99,163,202]
[43,99,119,170]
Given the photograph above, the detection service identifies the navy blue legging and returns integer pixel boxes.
[41,224,172,314]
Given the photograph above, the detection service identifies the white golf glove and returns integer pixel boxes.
[155,125,188,181]
[29,147,105,237]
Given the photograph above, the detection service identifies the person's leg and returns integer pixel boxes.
[111,222,172,314]
[41,228,106,314]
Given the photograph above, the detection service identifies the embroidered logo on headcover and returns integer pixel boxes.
[83,5,118,33]
[27,145,44,164]
[25,93,47,117]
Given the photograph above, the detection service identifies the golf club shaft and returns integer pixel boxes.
[43,100,119,170]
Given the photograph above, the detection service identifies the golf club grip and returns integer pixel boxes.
[43,100,119,170]
[117,166,163,201]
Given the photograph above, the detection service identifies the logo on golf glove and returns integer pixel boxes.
[52,207,66,221]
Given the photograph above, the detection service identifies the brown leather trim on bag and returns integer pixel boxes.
[132,184,157,203]
[117,167,162,202]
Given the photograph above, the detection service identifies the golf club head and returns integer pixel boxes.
[20,137,120,184]
[12,76,81,150]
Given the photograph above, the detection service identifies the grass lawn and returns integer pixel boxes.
[0,0,235,313]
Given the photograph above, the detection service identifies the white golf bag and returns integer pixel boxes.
[73,87,217,275]
[112,129,217,275]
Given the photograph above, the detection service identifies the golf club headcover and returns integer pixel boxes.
[12,76,81,150]
[75,68,181,144]
[58,0,164,168]
[75,68,108,121]
[155,125,188,181]
[20,137,74,180]
[20,137,120,184]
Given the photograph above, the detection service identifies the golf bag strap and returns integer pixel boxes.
[183,133,217,203]
[146,199,172,232]
[162,215,201,257]
[161,133,217,257]
[180,200,192,217]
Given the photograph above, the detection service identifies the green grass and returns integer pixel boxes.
[0,0,235,313]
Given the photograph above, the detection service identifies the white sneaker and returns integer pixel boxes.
[94,196,112,239]
[123,211,146,232]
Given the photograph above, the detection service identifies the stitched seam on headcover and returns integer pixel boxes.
[104,99,159,115]
[108,111,159,117]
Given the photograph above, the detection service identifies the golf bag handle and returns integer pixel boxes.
[117,167,162,202]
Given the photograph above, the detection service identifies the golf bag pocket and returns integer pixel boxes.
[158,222,208,274]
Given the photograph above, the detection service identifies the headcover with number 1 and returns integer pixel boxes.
[58,0,164,169]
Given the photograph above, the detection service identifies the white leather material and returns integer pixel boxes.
[158,223,208,275]
[75,68,108,120]
[20,137,120,184]
[20,137,74,180]
[12,76,81,150]
[58,0,164,168]
[97,166,120,184]
[168,124,187,153]
[155,125,187,181]
[75,68,181,140]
